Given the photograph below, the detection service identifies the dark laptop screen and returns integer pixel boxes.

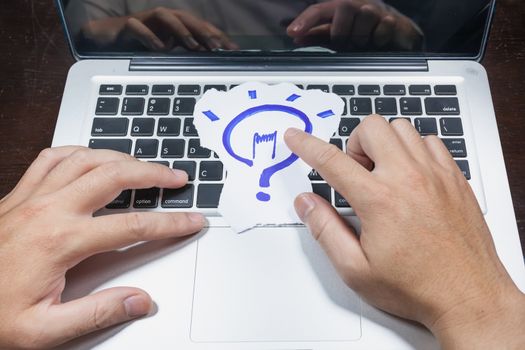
[59,0,494,59]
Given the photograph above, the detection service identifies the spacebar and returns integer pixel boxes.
[89,139,132,154]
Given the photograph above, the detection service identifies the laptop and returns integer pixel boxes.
[53,0,525,349]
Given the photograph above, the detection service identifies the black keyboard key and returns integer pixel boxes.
[375,98,397,115]
[147,98,170,115]
[308,169,323,181]
[383,85,406,95]
[339,118,360,136]
[89,139,132,154]
[358,85,380,95]
[442,138,467,158]
[389,117,411,123]
[330,138,343,151]
[455,160,471,180]
[188,139,211,158]
[92,118,128,136]
[335,192,351,208]
[96,98,119,115]
[161,139,185,158]
[204,85,227,93]
[134,188,160,208]
[173,161,197,181]
[349,98,372,115]
[312,183,332,203]
[183,118,199,136]
[122,98,145,115]
[199,161,223,181]
[134,139,158,158]
[162,185,194,208]
[341,98,348,115]
[149,161,170,167]
[100,85,122,95]
[307,85,329,93]
[409,85,431,95]
[295,84,304,89]
[434,85,457,96]
[157,118,181,136]
[106,190,132,209]
[332,85,355,95]
[152,84,175,95]
[178,85,201,95]
[126,85,149,95]
[440,118,464,136]
[173,98,196,116]
[400,98,422,115]
[197,184,223,208]
[131,118,155,136]
[414,118,438,136]
[425,98,460,115]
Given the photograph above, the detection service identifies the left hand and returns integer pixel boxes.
[287,0,423,50]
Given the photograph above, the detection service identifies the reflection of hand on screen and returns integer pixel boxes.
[81,7,239,52]
[287,0,423,51]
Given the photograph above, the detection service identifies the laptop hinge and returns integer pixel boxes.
[129,57,428,72]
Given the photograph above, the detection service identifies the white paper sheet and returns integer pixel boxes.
[194,82,343,232]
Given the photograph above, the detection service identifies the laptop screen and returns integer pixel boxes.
[59,0,494,60]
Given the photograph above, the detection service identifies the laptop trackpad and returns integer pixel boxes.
[190,227,362,343]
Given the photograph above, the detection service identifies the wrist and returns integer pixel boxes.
[429,286,525,349]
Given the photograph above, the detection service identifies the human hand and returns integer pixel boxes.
[287,0,422,50]
[285,116,525,349]
[81,7,239,51]
[0,147,205,349]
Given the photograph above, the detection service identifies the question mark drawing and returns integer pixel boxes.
[203,90,336,202]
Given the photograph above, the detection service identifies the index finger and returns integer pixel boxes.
[56,160,188,213]
[284,128,375,207]
[287,2,337,37]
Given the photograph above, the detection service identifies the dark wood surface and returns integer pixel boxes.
[0,1,524,254]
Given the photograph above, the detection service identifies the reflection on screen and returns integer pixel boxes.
[62,0,492,57]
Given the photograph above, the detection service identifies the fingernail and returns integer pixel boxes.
[124,295,150,318]
[172,168,188,179]
[184,36,199,49]
[296,194,316,222]
[285,127,301,138]
[292,23,302,32]
[188,212,205,225]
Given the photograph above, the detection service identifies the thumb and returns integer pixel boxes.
[295,192,368,286]
[44,287,152,346]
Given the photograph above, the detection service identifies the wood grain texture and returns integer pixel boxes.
[0,1,523,254]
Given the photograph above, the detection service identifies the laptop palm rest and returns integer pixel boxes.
[190,227,362,343]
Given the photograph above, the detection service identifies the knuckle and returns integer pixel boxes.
[125,212,149,240]
[99,162,125,187]
[36,147,56,162]
[315,144,342,168]
[153,6,167,15]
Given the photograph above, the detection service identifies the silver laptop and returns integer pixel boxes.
[54,1,525,349]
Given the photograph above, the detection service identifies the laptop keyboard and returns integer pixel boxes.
[89,82,470,213]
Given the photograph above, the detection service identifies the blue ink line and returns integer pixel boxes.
[317,110,335,118]
[286,94,301,102]
[248,90,257,99]
[256,192,271,202]
[203,110,220,121]
[222,104,313,168]
[252,131,278,160]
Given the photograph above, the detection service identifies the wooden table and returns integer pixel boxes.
[0,1,524,254]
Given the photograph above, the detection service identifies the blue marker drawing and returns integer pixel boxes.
[252,131,277,160]
[203,110,220,122]
[222,104,313,202]
[248,90,257,99]
[317,109,335,118]
[286,94,301,102]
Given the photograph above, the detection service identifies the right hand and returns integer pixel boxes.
[285,116,525,349]
[81,7,239,51]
